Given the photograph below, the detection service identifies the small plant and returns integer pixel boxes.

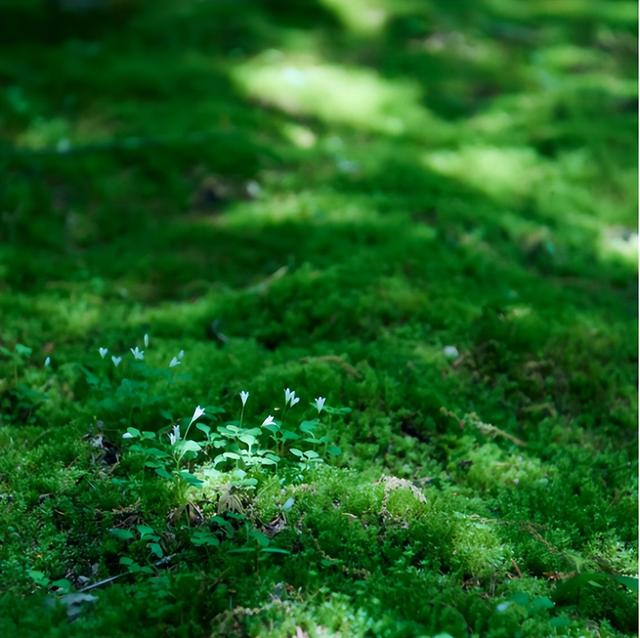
[121,386,343,502]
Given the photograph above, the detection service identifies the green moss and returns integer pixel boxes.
[0,0,636,635]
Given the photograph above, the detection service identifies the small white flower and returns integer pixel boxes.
[189,405,205,426]
[313,396,326,413]
[240,390,249,406]
[112,355,122,367]
[169,357,181,368]
[178,350,185,360]
[261,415,276,427]
[168,424,181,446]
[443,345,459,360]
[144,333,150,348]
[98,347,109,359]
[122,432,134,439]
[284,388,300,406]
[130,346,144,360]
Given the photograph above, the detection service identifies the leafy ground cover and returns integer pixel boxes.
[0,1,637,636]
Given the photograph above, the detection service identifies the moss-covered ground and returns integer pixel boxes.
[0,1,637,636]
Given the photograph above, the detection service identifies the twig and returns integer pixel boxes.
[77,554,175,593]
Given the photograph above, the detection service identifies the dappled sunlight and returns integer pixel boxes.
[319,0,391,34]
[0,0,636,635]
[317,0,476,38]
[599,227,638,264]
[413,28,506,68]
[422,145,546,203]
[280,121,317,148]
[233,50,445,136]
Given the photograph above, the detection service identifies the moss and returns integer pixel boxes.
[0,0,636,635]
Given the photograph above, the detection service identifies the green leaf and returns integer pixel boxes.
[136,525,155,539]
[196,423,211,436]
[27,570,49,587]
[191,530,219,547]
[15,343,32,357]
[289,448,304,458]
[179,470,204,487]
[176,440,202,454]
[299,420,318,434]
[51,578,73,593]
[261,547,290,555]
[145,447,169,458]
[149,543,163,558]
[239,434,257,447]
[529,596,554,612]
[218,425,241,437]
[109,528,135,541]
[263,423,280,435]
[511,592,530,606]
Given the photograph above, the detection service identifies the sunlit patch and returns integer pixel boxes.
[213,189,387,227]
[319,0,388,33]
[465,443,550,490]
[511,306,534,323]
[234,51,440,136]
[599,226,638,263]
[281,122,317,148]
[417,29,504,67]
[423,145,546,202]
